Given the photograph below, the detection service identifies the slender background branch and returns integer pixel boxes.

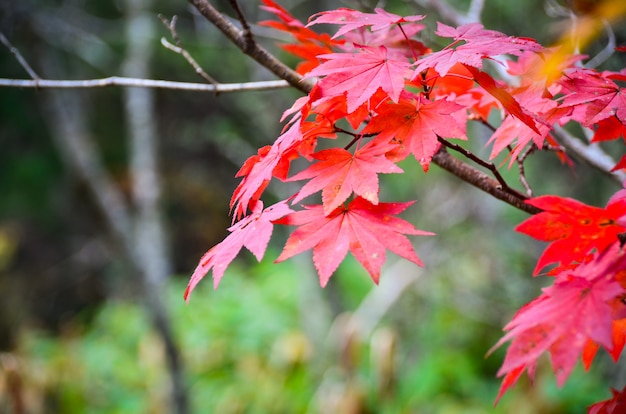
[0,77,290,92]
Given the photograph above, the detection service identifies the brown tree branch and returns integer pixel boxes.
[437,137,527,200]
[432,148,541,215]
[188,0,315,93]
[228,0,254,53]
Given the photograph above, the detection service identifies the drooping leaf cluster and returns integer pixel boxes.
[186,1,626,410]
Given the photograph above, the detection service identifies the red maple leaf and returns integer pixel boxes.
[259,0,342,75]
[592,115,626,143]
[465,66,542,136]
[487,87,571,161]
[588,385,626,414]
[307,7,424,39]
[274,197,433,286]
[491,244,626,403]
[230,122,302,219]
[305,44,412,112]
[412,22,542,77]
[288,140,403,214]
[185,201,293,301]
[582,318,626,371]
[362,94,467,170]
[560,69,626,126]
[516,195,626,275]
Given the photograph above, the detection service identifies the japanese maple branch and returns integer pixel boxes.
[432,148,541,215]
[437,137,528,200]
[188,0,315,93]
[189,0,541,216]
[228,0,255,53]
[516,145,536,197]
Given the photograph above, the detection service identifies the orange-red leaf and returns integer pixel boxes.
[288,140,403,214]
[516,196,626,275]
[362,94,466,170]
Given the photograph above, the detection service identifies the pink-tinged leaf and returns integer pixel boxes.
[464,66,541,136]
[516,196,626,274]
[274,197,433,286]
[185,201,294,301]
[560,69,626,126]
[305,44,412,112]
[413,22,543,77]
[230,122,307,219]
[288,140,403,214]
[307,7,424,39]
[487,87,572,161]
[583,318,626,370]
[491,245,626,400]
[362,94,467,170]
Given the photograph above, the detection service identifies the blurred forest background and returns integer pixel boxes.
[0,0,625,413]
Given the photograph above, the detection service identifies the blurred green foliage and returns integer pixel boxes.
[8,255,611,413]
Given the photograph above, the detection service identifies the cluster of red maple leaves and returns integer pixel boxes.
[185,1,626,410]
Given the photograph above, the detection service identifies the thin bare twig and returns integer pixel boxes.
[158,14,219,86]
[0,32,40,80]
[189,0,315,93]
[228,0,254,53]
[438,137,528,200]
[432,148,541,215]
[516,145,536,197]
[160,14,181,44]
[0,77,290,92]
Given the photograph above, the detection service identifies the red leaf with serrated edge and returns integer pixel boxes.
[583,318,626,371]
[487,87,572,161]
[230,122,302,219]
[307,8,424,39]
[288,140,403,214]
[305,44,412,113]
[491,245,626,402]
[465,66,541,135]
[260,0,334,44]
[412,22,542,77]
[259,0,343,75]
[185,201,293,301]
[560,69,626,126]
[516,196,626,275]
[612,154,626,172]
[588,385,626,414]
[362,94,466,170]
[592,116,626,142]
[274,197,433,286]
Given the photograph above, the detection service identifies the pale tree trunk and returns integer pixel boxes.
[122,0,189,412]
[38,0,189,411]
